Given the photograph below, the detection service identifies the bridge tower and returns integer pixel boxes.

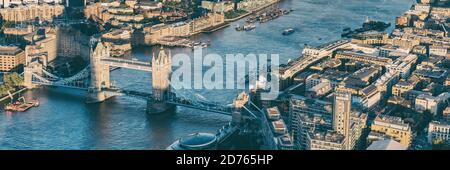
[231,92,250,125]
[23,67,34,89]
[86,40,113,103]
[147,47,174,114]
[23,62,44,89]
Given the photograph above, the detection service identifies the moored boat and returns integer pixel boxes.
[282,28,295,35]
[4,96,39,112]
[244,24,256,31]
[235,25,244,31]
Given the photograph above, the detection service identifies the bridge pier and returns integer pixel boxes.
[146,99,175,114]
[86,89,116,103]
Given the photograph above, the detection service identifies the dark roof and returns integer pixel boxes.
[179,133,217,149]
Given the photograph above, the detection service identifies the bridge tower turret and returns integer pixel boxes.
[147,47,174,114]
[86,40,113,103]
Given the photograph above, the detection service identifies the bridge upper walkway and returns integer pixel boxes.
[100,57,152,72]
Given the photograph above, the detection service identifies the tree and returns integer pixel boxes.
[0,85,11,96]
[416,110,433,135]
[0,73,24,96]
[432,139,450,150]
[3,73,23,87]
[0,20,12,33]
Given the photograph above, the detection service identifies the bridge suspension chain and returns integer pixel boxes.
[31,65,91,89]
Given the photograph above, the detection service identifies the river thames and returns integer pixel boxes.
[0,0,413,149]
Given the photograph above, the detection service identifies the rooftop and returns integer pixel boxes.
[322,69,349,82]
[309,81,331,92]
[414,68,447,79]
[361,85,378,97]
[367,139,408,150]
[266,107,281,118]
[353,66,381,80]
[429,120,450,127]
[395,80,414,87]
[0,46,24,56]
[343,77,367,89]
[290,95,333,113]
[373,115,410,131]
[311,59,342,70]
[179,133,217,150]
[310,129,345,144]
[352,31,387,40]
[272,120,286,129]
[278,135,294,147]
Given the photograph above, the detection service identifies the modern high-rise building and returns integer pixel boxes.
[289,93,366,150]
[333,91,352,138]
[289,95,333,149]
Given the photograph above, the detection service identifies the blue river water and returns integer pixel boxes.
[0,0,413,149]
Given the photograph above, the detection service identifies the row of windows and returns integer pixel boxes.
[432,134,449,139]
[432,127,450,134]
[373,127,410,136]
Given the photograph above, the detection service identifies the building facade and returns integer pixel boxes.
[370,115,413,146]
[428,121,450,144]
[0,46,26,72]
[201,0,234,13]
[143,13,225,45]
[0,4,64,22]
[289,95,332,149]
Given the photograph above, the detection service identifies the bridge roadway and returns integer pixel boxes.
[102,88,234,115]
[280,40,351,79]
[31,80,89,90]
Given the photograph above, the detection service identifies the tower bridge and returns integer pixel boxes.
[23,40,244,115]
